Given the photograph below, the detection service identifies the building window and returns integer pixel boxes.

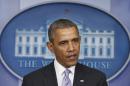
[92,48,95,56]
[26,36,30,42]
[84,47,88,56]
[107,48,111,56]
[92,37,95,44]
[19,36,22,42]
[42,37,46,42]
[100,38,103,43]
[107,38,111,44]
[84,38,87,43]
[99,47,103,56]
[41,47,45,54]
[34,37,38,42]
[26,46,30,54]
[34,46,37,54]
[18,46,22,54]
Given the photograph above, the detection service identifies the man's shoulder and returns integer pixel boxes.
[23,62,54,80]
[76,63,106,78]
[75,63,108,86]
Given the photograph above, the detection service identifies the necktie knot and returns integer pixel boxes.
[64,69,71,76]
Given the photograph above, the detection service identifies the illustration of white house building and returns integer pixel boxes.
[80,28,115,59]
[15,26,53,58]
[15,23,115,59]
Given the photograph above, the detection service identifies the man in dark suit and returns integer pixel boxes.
[22,19,108,86]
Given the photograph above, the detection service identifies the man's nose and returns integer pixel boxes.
[68,42,74,51]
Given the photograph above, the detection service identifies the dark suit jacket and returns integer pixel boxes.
[22,62,108,86]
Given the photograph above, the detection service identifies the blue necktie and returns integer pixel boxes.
[62,69,71,86]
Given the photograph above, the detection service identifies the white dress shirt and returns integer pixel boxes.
[54,59,75,86]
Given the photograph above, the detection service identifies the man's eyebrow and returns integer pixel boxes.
[59,40,68,43]
[72,36,80,40]
[59,37,80,43]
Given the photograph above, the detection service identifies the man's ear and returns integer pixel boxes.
[47,42,54,53]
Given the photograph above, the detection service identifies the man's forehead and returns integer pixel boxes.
[54,27,78,35]
[52,27,79,41]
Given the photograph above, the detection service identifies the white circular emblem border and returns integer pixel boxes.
[0,1,130,82]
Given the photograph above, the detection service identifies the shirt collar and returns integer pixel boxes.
[54,59,75,75]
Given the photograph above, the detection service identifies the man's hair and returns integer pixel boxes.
[48,19,79,42]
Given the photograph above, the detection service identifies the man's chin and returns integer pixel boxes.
[66,61,77,67]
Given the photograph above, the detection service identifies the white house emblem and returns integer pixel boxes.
[0,3,129,81]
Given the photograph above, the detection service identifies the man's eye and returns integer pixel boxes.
[73,38,79,42]
[60,41,67,45]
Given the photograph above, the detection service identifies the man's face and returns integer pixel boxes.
[47,27,80,68]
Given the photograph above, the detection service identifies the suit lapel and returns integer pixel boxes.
[73,63,87,86]
[43,62,58,86]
